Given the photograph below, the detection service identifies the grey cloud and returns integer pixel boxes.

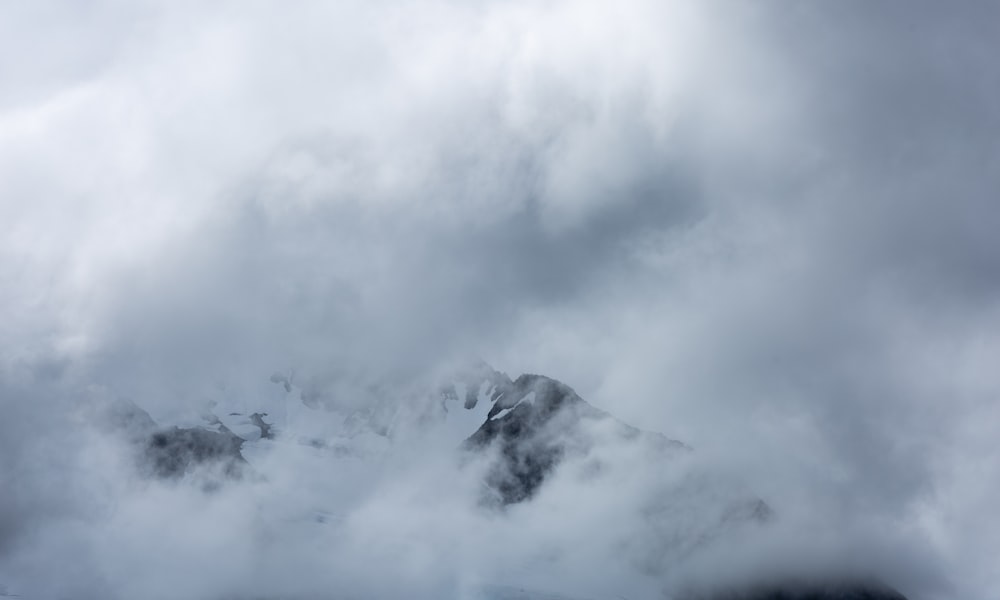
[2,1,999,599]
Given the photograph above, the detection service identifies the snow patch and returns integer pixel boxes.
[490,391,536,421]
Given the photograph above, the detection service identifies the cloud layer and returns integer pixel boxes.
[2,1,999,599]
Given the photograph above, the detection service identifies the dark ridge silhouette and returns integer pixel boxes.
[682,578,910,600]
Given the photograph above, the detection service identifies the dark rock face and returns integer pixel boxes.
[145,426,247,479]
[464,373,686,505]
[249,412,275,439]
[101,398,248,480]
[465,374,599,504]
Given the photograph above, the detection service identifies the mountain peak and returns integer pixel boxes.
[464,371,687,505]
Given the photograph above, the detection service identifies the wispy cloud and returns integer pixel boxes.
[1,1,998,599]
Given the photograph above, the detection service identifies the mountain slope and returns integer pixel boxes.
[464,373,688,505]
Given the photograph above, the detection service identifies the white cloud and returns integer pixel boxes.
[1,1,998,599]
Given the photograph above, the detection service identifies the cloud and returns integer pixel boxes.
[1,1,999,599]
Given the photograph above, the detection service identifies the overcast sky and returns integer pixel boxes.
[1,2,999,599]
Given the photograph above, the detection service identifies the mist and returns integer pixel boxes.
[2,1,999,599]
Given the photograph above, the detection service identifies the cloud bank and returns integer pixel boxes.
[1,1,998,599]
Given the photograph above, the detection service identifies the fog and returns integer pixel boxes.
[2,1,998,599]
